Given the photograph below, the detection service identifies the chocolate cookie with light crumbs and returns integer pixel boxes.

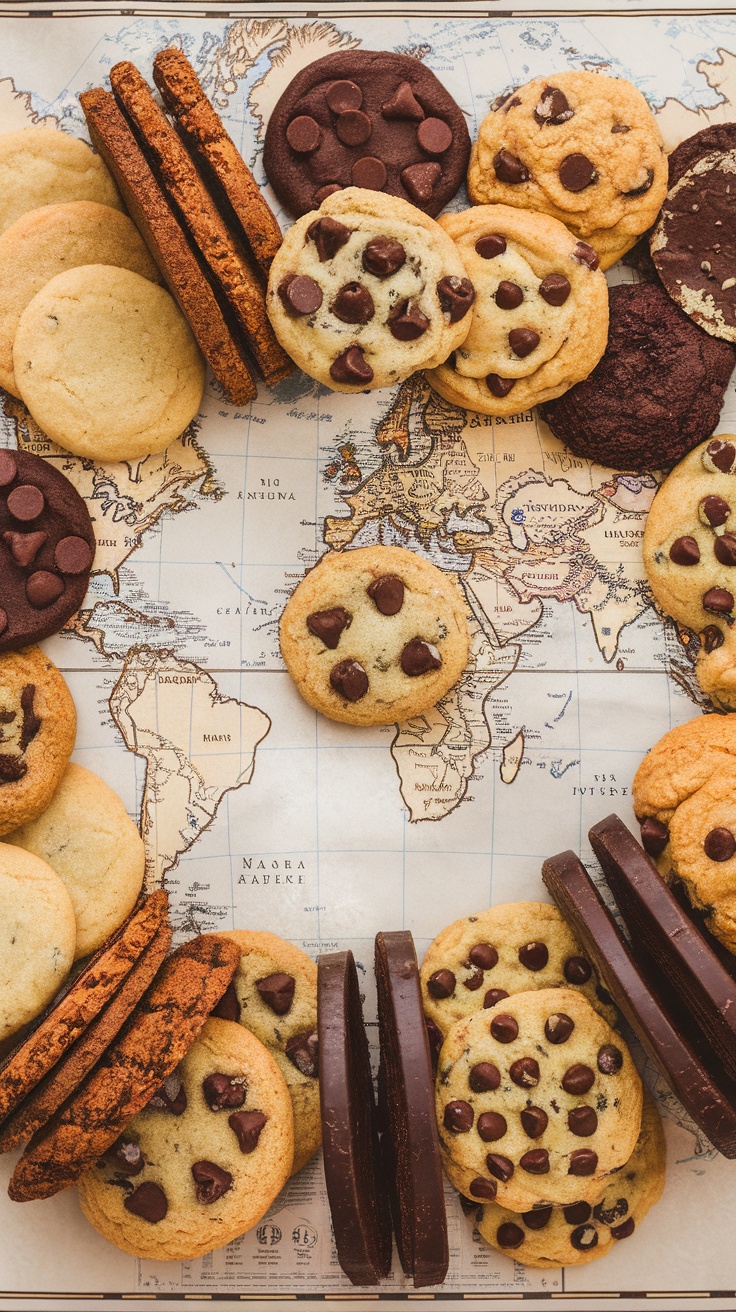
[436,989,642,1212]
[0,646,76,837]
[77,1019,294,1259]
[539,284,735,471]
[420,902,616,1039]
[263,49,470,219]
[279,544,469,726]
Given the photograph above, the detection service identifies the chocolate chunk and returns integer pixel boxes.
[539,273,571,306]
[381,81,425,122]
[572,241,600,270]
[564,956,592,984]
[148,1071,188,1115]
[534,86,574,126]
[400,638,442,677]
[314,184,342,204]
[106,1136,144,1176]
[0,451,16,486]
[490,1013,518,1043]
[308,216,351,262]
[593,1197,628,1226]
[192,1159,233,1204]
[462,967,484,992]
[202,1072,246,1111]
[520,1106,548,1138]
[494,150,530,184]
[486,374,516,398]
[568,1106,598,1136]
[468,942,498,970]
[362,236,406,277]
[19,685,41,751]
[520,1148,550,1174]
[564,1201,592,1224]
[568,1149,599,1176]
[523,1206,553,1230]
[325,80,363,114]
[497,1221,525,1248]
[700,495,730,527]
[417,118,453,156]
[285,1030,319,1077]
[611,124,631,134]
[124,1181,168,1223]
[0,752,27,782]
[611,1217,636,1240]
[484,988,509,1008]
[639,817,669,858]
[443,1099,474,1132]
[476,233,507,259]
[286,116,322,154]
[670,535,700,565]
[509,327,540,358]
[701,625,725,653]
[3,531,47,566]
[545,1012,575,1044]
[330,346,374,386]
[715,533,736,566]
[256,971,296,1015]
[703,587,734,615]
[26,572,64,609]
[624,168,654,197]
[518,941,548,971]
[597,1044,623,1075]
[486,1152,514,1181]
[330,658,369,701]
[468,1176,497,1200]
[387,299,430,341]
[211,981,240,1023]
[705,439,736,474]
[401,162,441,203]
[496,280,524,310]
[510,1057,540,1088]
[53,535,93,575]
[307,607,351,650]
[367,574,405,615]
[469,1061,501,1093]
[562,1063,595,1095]
[559,154,598,191]
[427,968,455,998]
[332,282,375,324]
[571,1224,598,1251]
[278,274,323,315]
[336,110,373,147]
[704,827,736,861]
[437,276,475,323]
[477,1110,507,1141]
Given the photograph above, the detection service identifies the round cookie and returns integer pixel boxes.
[266,188,474,392]
[436,989,642,1211]
[0,128,122,235]
[667,123,736,190]
[0,201,160,397]
[263,48,470,219]
[77,1017,294,1260]
[420,902,617,1039]
[476,1093,665,1268]
[4,762,145,960]
[425,205,608,417]
[538,284,735,470]
[279,544,470,726]
[0,448,96,654]
[216,930,320,1174]
[0,843,76,1043]
[13,264,205,463]
[468,72,667,271]
[0,646,76,838]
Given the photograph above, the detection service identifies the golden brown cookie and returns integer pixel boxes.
[0,128,122,234]
[0,845,76,1044]
[0,646,76,838]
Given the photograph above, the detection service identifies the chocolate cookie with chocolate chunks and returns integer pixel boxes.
[0,646,76,837]
[263,48,470,219]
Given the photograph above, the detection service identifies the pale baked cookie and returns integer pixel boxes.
[468,72,667,271]
[77,1018,294,1260]
[266,187,474,391]
[0,128,122,235]
[216,930,319,1174]
[0,201,160,397]
[425,206,608,416]
[0,843,76,1043]
[13,265,205,462]
[476,1093,665,1268]
[5,762,145,960]
[279,544,470,726]
[0,646,76,838]
[420,902,616,1039]
[436,989,642,1211]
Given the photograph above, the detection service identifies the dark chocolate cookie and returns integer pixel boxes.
[0,448,95,652]
[263,49,470,218]
[666,122,736,189]
[538,283,736,471]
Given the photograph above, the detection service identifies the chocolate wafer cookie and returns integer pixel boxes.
[318,950,392,1285]
[375,930,448,1288]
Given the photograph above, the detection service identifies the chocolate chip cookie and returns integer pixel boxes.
[279,544,470,726]
[77,1018,294,1260]
[266,188,474,392]
[436,988,642,1211]
[0,645,76,837]
[420,902,616,1039]
[468,72,667,271]
[263,48,470,219]
[426,205,608,417]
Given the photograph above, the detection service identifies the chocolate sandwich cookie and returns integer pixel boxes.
[375,930,448,1287]
[318,950,392,1285]
[0,449,95,653]
[263,49,470,219]
[542,848,736,1158]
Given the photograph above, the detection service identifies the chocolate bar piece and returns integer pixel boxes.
[375,931,448,1288]
[318,951,392,1285]
[542,849,736,1158]
[590,814,736,1084]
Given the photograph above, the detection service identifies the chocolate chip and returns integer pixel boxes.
[477,1110,507,1141]
[54,535,93,575]
[202,1073,246,1111]
[701,625,725,653]
[469,942,498,970]
[329,658,369,701]
[571,1224,598,1251]
[417,117,453,155]
[700,495,730,527]
[597,1044,623,1075]
[494,150,530,184]
[306,607,351,649]
[462,967,484,992]
[444,1099,474,1133]
[484,988,509,1008]
[325,80,362,114]
[545,1013,575,1044]
[147,1070,188,1114]
[19,684,40,751]
[538,273,571,306]
[3,531,47,566]
[715,533,736,566]
[520,1106,548,1138]
[437,276,475,323]
[256,972,296,1015]
[285,1030,319,1077]
[427,968,456,998]
[559,154,598,191]
[564,1201,592,1224]
[486,374,516,398]
[286,115,322,154]
[510,1057,540,1088]
[568,1106,598,1136]
[640,817,669,858]
[367,574,405,616]
[534,86,574,126]
[568,1148,598,1175]
[331,282,375,325]
[564,955,592,984]
[106,1136,144,1176]
[509,327,540,358]
[336,109,372,147]
[562,1064,595,1095]
[26,571,64,608]
[611,124,631,134]
[0,753,25,782]
[314,184,342,204]
[229,1109,267,1153]
[382,81,425,122]
[518,941,548,971]
[192,1160,233,1204]
[669,535,700,565]
[594,1197,628,1226]
[401,162,441,203]
[572,241,600,270]
[520,1149,550,1174]
[469,1061,501,1093]
[468,1176,497,1200]
[624,168,655,197]
[704,827,736,861]
[352,157,388,190]
[703,587,734,615]
[211,981,240,1023]
[124,1182,168,1223]
[0,451,16,486]
[308,216,351,262]
[496,280,524,310]
[486,1153,514,1181]
[490,1013,518,1043]
[362,236,406,277]
[8,484,44,522]
[387,299,431,341]
[400,638,442,676]
[497,1221,525,1248]
[476,233,506,259]
[330,346,374,386]
[611,1217,636,1240]
[278,274,323,316]
[705,438,736,473]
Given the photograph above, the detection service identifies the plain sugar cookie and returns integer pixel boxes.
[0,843,76,1043]
[0,128,122,235]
